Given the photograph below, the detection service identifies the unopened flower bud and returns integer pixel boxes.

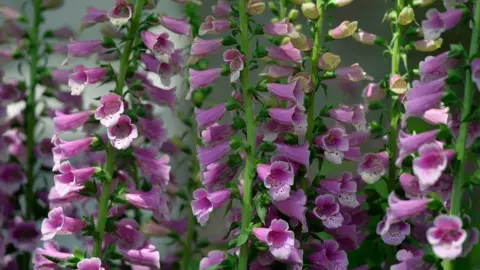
[353,29,377,45]
[295,24,302,31]
[317,52,341,71]
[301,3,319,20]
[328,21,358,39]
[363,83,385,101]
[271,17,280,23]
[288,9,299,21]
[412,0,436,7]
[328,0,354,7]
[248,0,266,16]
[398,6,415,25]
[281,37,291,45]
[289,31,309,51]
[414,39,443,52]
[389,74,408,94]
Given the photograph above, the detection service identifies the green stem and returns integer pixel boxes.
[444,1,480,269]
[279,0,287,18]
[93,0,145,258]
[239,0,255,268]
[303,0,324,190]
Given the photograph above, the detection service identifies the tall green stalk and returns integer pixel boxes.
[303,0,324,191]
[443,1,480,269]
[238,0,256,268]
[93,0,145,258]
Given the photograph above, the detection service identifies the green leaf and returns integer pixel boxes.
[258,141,276,152]
[236,232,250,247]
[445,69,463,85]
[255,201,266,224]
[448,43,465,58]
[232,115,246,130]
[104,217,117,233]
[230,135,244,150]
[103,37,116,48]
[253,24,264,35]
[226,97,241,111]
[423,254,437,264]
[221,36,237,46]
[368,100,384,110]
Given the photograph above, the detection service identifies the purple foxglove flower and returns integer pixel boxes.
[399,173,425,199]
[0,163,26,195]
[202,123,233,146]
[382,193,430,234]
[329,104,368,132]
[77,257,104,270]
[81,7,108,29]
[352,29,378,45]
[0,49,13,66]
[201,162,237,190]
[289,72,312,95]
[9,219,40,251]
[141,52,175,85]
[391,246,433,270]
[107,0,132,27]
[427,215,467,259]
[0,6,20,21]
[223,49,245,82]
[54,161,95,196]
[189,37,222,64]
[267,81,304,107]
[264,18,294,36]
[52,26,74,39]
[53,110,93,133]
[187,68,221,99]
[336,64,373,82]
[191,188,231,226]
[212,0,231,17]
[125,185,169,221]
[315,127,349,164]
[314,194,344,228]
[461,227,479,257]
[199,15,230,35]
[195,103,226,129]
[396,129,439,166]
[358,152,389,184]
[309,240,348,270]
[413,143,454,189]
[253,219,295,260]
[260,64,294,79]
[36,138,55,168]
[113,218,145,250]
[404,78,446,120]
[33,241,73,269]
[41,207,86,240]
[267,42,302,64]
[275,141,310,168]
[268,106,307,135]
[0,81,22,105]
[420,52,457,82]
[159,16,191,36]
[389,74,408,94]
[133,147,171,190]
[107,115,138,150]
[138,117,167,147]
[422,107,450,125]
[472,58,480,91]
[51,68,71,85]
[52,137,94,171]
[414,38,444,52]
[328,20,358,39]
[94,93,124,127]
[68,65,107,95]
[120,242,160,269]
[362,82,385,101]
[448,114,480,148]
[422,9,463,40]
[320,172,359,208]
[273,190,308,232]
[145,84,176,112]
[200,250,226,270]
[68,39,103,58]
[376,217,411,245]
[141,31,174,63]
[48,186,85,208]
[257,159,294,201]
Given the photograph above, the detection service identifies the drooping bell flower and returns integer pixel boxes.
[53,110,93,133]
[257,158,294,201]
[260,64,294,79]
[0,6,20,21]
[189,37,222,64]
[52,26,74,39]
[289,72,312,95]
[212,0,231,17]
[448,113,480,148]
[309,240,348,270]
[200,250,226,270]
[9,219,41,251]
[273,190,308,232]
[396,129,439,166]
[187,68,222,99]
[199,15,230,35]
[274,141,310,168]
[376,217,411,246]
[264,18,294,36]
[54,161,95,196]
[427,215,467,259]
[317,52,341,71]
[195,104,226,129]
[119,241,160,269]
[68,65,107,95]
[335,64,373,82]
[145,84,176,112]
[399,173,425,199]
[94,93,124,127]
[68,39,103,58]
[138,117,167,147]
[201,123,233,146]
[267,42,302,64]
[267,81,304,106]
[268,105,307,135]
[52,136,95,171]
[419,52,457,82]
[328,21,358,39]
[51,69,71,85]
[48,186,85,208]
[381,193,430,234]
[33,241,73,269]
[133,147,171,190]
[352,29,378,45]
[36,139,55,168]
[0,163,26,195]
[81,7,108,29]
[253,219,295,260]
[77,258,104,270]
[315,127,349,164]
[389,74,408,95]
[329,104,368,132]
[422,8,463,40]
[125,185,169,221]
[320,172,359,208]
[313,194,344,228]
[113,218,145,250]
[107,115,138,150]
[159,16,191,36]
[191,188,231,226]
[413,143,454,190]
[414,38,443,52]
[422,107,450,125]
[391,246,433,270]
[363,83,385,101]
[41,207,86,240]
[223,49,245,82]
[141,31,174,63]
[0,81,22,105]
[472,58,480,91]
[106,0,132,27]
[358,152,389,184]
